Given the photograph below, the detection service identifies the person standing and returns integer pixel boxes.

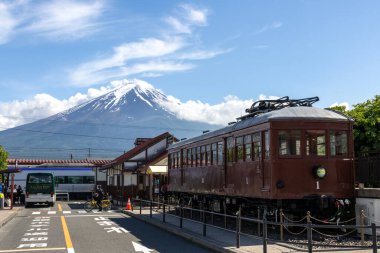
[16,185,23,205]
[95,187,104,211]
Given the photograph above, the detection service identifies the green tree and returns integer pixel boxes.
[330,95,380,157]
[0,146,8,170]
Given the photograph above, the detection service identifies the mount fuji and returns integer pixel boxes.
[0,80,221,159]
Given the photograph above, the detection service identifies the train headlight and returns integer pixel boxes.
[315,167,327,179]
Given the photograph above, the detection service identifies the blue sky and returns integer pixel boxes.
[0,0,379,129]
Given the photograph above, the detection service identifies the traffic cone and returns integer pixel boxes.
[126,197,132,210]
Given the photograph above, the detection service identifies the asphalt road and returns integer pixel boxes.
[0,201,215,253]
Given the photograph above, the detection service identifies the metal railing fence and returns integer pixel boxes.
[131,198,379,253]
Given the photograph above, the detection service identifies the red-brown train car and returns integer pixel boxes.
[168,97,355,217]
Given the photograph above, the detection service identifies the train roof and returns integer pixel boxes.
[169,107,352,149]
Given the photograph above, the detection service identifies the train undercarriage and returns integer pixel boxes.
[168,191,354,222]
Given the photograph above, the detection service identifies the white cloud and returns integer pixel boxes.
[69,4,226,86]
[0,83,115,129]
[165,4,208,34]
[70,38,188,85]
[165,16,191,34]
[0,2,19,44]
[0,79,268,129]
[0,0,105,44]
[161,95,254,125]
[178,49,233,60]
[329,102,350,110]
[256,22,283,34]
[24,0,104,40]
[181,4,208,26]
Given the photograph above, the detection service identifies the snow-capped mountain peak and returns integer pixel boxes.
[55,79,172,119]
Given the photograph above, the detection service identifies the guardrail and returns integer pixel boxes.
[131,198,379,253]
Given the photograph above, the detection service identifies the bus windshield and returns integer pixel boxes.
[28,174,53,184]
[26,173,55,195]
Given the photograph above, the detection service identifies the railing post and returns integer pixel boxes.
[150,200,153,218]
[257,207,261,236]
[139,199,142,214]
[307,221,313,253]
[236,207,241,248]
[203,210,207,237]
[280,209,284,241]
[372,223,377,253]
[163,203,166,223]
[263,218,268,253]
[361,210,365,246]
[180,206,183,228]
[224,201,227,229]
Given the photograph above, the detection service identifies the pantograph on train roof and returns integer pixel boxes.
[237,96,319,121]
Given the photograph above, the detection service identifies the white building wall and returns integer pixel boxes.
[123,173,137,186]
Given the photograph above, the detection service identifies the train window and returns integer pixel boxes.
[206,145,211,165]
[177,151,181,168]
[168,154,172,169]
[236,137,244,161]
[265,131,270,158]
[192,147,196,167]
[55,176,66,184]
[306,130,326,156]
[67,176,83,184]
[244,135,252,160]
[175,153,178,168]
[171,153,176,169]
[83,176,95,184]
[217,142,224,165]
[252,133,261,161]
[196,147,201,166]
[330,130,348,156]
[187,149,192,167]
[278,130,300,156]
[201,146,206,166]
[182,150,187,168]
[227,137,235,162]
[212,143,217,165]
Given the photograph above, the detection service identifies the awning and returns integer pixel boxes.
[146,166,167,174]
[0,168,22,174]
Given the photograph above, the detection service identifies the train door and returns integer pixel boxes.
[262,130,271,190]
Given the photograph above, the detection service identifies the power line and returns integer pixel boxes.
[0,127,136,140]
[0,114,211,132]
[4,146,125,152]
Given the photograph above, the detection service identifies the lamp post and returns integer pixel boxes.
[10,173,14,210]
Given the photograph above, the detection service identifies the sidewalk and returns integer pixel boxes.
[0,206,22,228]
[121,207,374,253]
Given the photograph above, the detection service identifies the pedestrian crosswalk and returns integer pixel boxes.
[31,210,117,215]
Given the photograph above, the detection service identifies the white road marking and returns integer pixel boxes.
[132,242,153,252]
[47,211,56,215]
[62,211,71,214]
[32,212,41,215]
[65,214,120,218]
[0,247,66,252]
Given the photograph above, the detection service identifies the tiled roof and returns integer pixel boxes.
[144,151,168,167]
[103,132,173,168]
[6,159,110,166]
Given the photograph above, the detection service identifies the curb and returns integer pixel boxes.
[0,209,21,229]
[122,210,234,253]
